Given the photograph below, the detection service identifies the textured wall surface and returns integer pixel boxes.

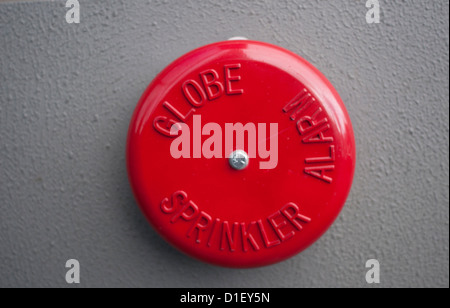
[0,0,448,288]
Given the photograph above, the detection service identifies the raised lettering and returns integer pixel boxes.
[207,218,221,248]
[182,80,207,107]
[268,211,295,241]
[200,69,224,101]
[241,222,260,252]
[187,211,212,244]
[281,203,311,231]
[257,219,281,248]
[153,116,180,138]
[304,165,335,183]
[221,221,239,252]
[163,101,195,122]
[305,145,336,164]
[283,89,314,121]
[171,200,200,223]
[224,64,244,95]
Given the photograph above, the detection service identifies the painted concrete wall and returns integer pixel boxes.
[0,0,448,288]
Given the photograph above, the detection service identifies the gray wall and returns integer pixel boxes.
[0,0,448,288]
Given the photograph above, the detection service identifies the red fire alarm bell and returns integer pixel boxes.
[127,40,356,268]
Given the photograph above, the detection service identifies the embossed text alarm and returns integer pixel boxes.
[127,40,356,268]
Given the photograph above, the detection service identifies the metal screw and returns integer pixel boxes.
[229,150,249,170]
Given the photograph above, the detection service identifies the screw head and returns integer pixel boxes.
[229,150,249,170]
